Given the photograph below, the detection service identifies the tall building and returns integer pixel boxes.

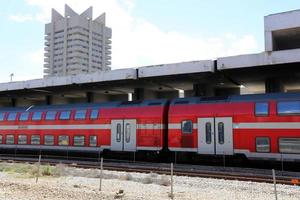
[44,5,112,77]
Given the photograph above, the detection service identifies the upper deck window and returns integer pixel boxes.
[277,101,300,115]
[0,112,5,121]
[45,111,57,120]
[75,110,87,120]
[59,111,71,120]
[255,102,269,116]
[90,109,99,119]
[32,111,43,121]
[19,112,30,121]
[7,112,17,121]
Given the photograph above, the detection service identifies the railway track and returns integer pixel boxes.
[0,155,299,186]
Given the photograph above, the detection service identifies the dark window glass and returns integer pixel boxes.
[18,135,27,144]
[19,112,30,121]
[58,135,69,146]
[125,123,131,143]
[6,135,14,144]
[90,109,99,119]
[0,112,5,121]
[279,138,300,154]
[277,101,300,115]
[205,122,212,144]
[7,112,17,121]
[255,102,269,116]
[218,122,224,144]
[45,111,56,120]
[182,120,193,134]
[44,135,54,145]
[0,135,2,143]
[32,112,43,120]
[116,124,122,142]
[74,136,85,146]
[59,111,71,120]
[75,110,87,120]
[31,135,40,145]
[256,137,270,152]
[89,136,97,147]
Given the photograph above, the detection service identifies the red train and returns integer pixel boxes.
[0,92,300,161]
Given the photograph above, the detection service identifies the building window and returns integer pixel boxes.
[7,112,17,121]
[256,137,270,153]
[31,135,41,145]
[58,135,69,146]
[44,135,54,145]
[32,112,43,121]
[18,135,27,145]
[89,136,97,147]
[45,111,57,120]
[75,110,87,120]
[255,102,269,116]
[6,135,14,144]
[59,111,71,120]
[19,112,30,121]
[90,109,99,119]
[279,138,300,154]
[277,101,300,115]
[181,120,193,134]
[74,136,85,146]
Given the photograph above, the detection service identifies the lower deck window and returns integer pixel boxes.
[74,136,85,146]
[31,135,41,145]
[279,138,300,154]
[6,135,14,144]
[18,135,27,144]
[59,135,69,146]
[89,136,97,147]
[182,120,193,134]
[256,137,270,152]
[44,135,54,145]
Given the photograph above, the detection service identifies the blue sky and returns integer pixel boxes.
[0,0,300,82]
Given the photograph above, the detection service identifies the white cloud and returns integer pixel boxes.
[9,14,33,22]
[17,0,259,73]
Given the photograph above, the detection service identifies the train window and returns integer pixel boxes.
[277,101,300,115]
[58,135,69,146]
[32,111,43,120]
[74,136,85,146]
[279,138,300,154]
[0,135,2,143]
[205,122,212,144]
[181,120,193,134]
[256,137,270,153]
[0,112,5,121]
[6,135,14,144]
[31,135,40,145]
[218,122,224,144]
[116,123,122,142]
[7,112,17,121]
[18,135,27,145]
[255,102,269,116]
[19,112,30,121]
[89,136,97,147]
[45,111,57,120]
[125,123,131,143]
[44,135,54,145]
[75,110,87,120]
[59,111,71,120]
[90,109,99,119]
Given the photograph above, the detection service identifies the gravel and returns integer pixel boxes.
[0,163,299,200]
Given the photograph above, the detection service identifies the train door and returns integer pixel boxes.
[197,117,233,155]
[111,119,137,151]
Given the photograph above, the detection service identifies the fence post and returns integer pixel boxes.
[99,157,103,191]
[36,154,41,183]
[272,169,278,200]
[170,163,174,199]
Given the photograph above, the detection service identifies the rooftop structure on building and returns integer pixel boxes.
[44,5,112,77]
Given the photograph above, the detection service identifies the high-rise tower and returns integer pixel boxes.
[44,5,112,77]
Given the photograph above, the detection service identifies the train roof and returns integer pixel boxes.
[171,92,300,105]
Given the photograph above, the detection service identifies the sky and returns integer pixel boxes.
[1,0,300,82]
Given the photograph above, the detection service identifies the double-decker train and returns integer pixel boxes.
[0,92,300,161]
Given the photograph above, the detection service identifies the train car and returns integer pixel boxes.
[0,99,168,155]
[168,93,300,161]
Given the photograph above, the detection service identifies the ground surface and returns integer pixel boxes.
[0,163,299,200]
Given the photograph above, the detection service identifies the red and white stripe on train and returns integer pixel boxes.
[0,93,299,161]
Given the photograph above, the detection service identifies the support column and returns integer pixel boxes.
[11,98,16,107]
[133,88,144,101]
[86,92,94,103]
[265,77,284,93]
[46,95,52,105]
[193,83,215,97]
